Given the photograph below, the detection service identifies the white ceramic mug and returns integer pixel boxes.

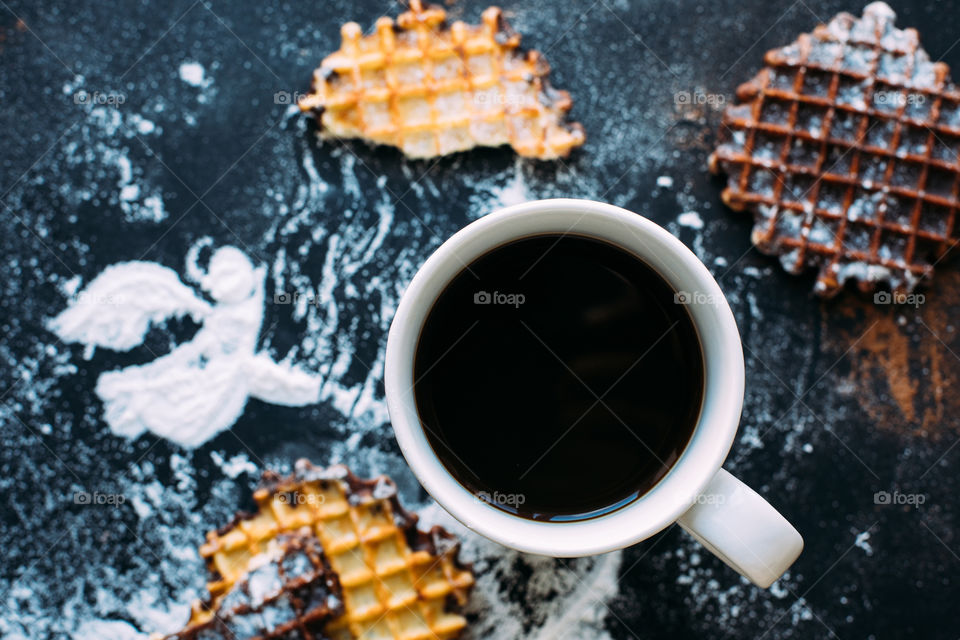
[385,198,803,588]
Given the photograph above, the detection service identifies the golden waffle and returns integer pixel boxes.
[196,461,474,640]
[168,531,344,639]
[709,2,960,296]
[298,0,585,159]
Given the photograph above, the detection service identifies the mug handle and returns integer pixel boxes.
[677,469,803,588]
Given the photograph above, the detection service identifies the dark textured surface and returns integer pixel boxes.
[1,1,959,638]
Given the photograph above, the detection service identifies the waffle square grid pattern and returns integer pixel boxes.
[298,0,585,159]
[710,2,960,296]
[195,463,474,640]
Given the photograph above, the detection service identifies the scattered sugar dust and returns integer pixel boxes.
[0,452,250,639]
[664,536,814,633]
[209,450,259,479]
[677,210,704,230]
[257,116,610,443]
[465,158,531,215]
[54,74,170,224]
[178,61,209,88]
[853,530,874,556]
[177,61,218,105]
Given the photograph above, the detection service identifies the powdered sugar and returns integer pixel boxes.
[657,175,675,188]
[209,451,259,479]
[854,530,874,556]
[49,245,322,447]
[177,61,218,106]
[678,210,704,229]
[55,76,171,224]
[178,62,209,88]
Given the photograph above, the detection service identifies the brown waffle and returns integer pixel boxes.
[298,0,585,159]
[168,531,344,639]
[709,2,960,296]
[185,460,474,640]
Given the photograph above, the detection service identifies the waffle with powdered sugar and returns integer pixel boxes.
[298,0,585,159]
[710,2,960,296]
[166,461,474,640]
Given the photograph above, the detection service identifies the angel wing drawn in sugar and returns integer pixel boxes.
[48,261,212,354]
[50,246,323,447]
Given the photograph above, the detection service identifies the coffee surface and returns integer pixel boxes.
[414,234,704,521]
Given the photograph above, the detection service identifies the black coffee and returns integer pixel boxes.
[413,234,704,521]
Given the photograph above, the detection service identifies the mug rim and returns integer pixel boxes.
[385,198,745,556]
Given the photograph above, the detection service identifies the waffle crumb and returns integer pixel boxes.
[298,0,586,159]
[710,2,960,297]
